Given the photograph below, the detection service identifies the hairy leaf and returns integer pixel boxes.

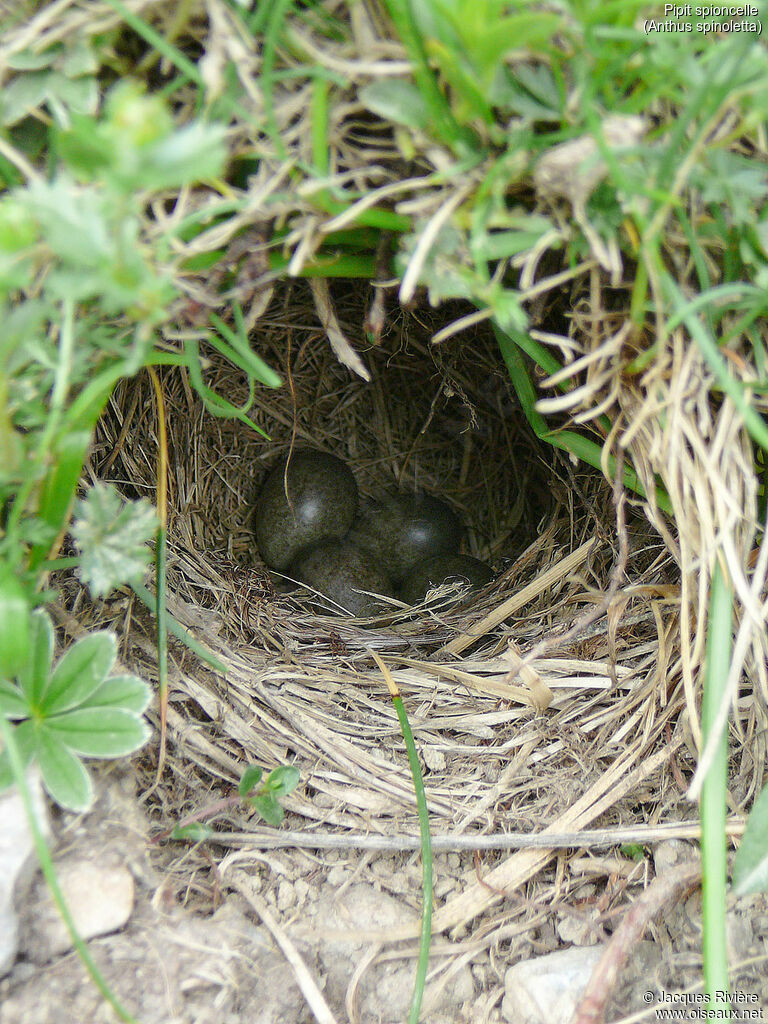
[45,707,150,757]
[71,482,157,598]
[42,631,116,714]
[36,728,93,811]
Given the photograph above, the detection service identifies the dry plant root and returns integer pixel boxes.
[573,859,701,1024]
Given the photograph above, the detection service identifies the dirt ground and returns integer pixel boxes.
[2,763,767,1024]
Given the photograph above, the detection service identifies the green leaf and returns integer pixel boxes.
[60,37,99,78]
[183,339,270,436]
[0,563,30,678]
[19,609,54,707]
[36,728,93,811]
[42,631,116,714]
[238,764,263,796]
[489,288,527,334]
[171,822,214,842]
[116,122,228,191]
[0,198,39,253]
[30,429,93,570]
[699,150,768,229]
[46,707,150,757]
[208,311,283,389]
[7,49,59,71]
[54,116,112,179]
[0,719,36,791]
[359,80,430,130]
[104,79,174,148]
[249,793,284,827]
[494,63,562,120]
[82,674,151,714]
[264,765,300,797]
[620,843,646,862]
[46,72,98,120]
[732,781,768,895]
[0,680,29,719]
[0,72,51,126]
[25,178,113,266]
[71,483,157,598]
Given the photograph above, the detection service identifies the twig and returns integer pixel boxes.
[203,820,744,851]
[573,860,701,1024]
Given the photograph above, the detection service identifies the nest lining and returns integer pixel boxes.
[77,280,714,866]
[65,285,768,968]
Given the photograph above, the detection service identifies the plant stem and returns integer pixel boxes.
[371,651,432,1024]
[701,557,733,1005]
[0,716,139,1023]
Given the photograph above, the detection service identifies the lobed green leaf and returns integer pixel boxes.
[45,707,151,757]
[19,609,54,708]
[71,483,157,599]
[82,674,151,714]
[36,728,93,811]
[42,631,116,714]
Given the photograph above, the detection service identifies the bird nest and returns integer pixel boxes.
[51,274,748,938]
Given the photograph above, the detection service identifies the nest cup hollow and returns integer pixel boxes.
[92,281,610,648]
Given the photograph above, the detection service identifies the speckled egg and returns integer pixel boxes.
[400,554,494,605]
[288,540,397,616]
[349,492,462,584]
[254,449,358,571]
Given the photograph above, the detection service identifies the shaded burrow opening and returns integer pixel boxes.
[90,277,668,657]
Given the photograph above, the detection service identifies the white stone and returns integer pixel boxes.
[654,839,696,875]
[0,769,50,977]
[501,945,604,1024]
[556,908,601,946]
[21,857,134,962]
[293,878,310,906]
[276,879,296,911]
[423,746,446,771]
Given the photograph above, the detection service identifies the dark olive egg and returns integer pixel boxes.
[350,492,462,583]
[289,540,396,617]
[255,449,358,571]
[400,554,494,605]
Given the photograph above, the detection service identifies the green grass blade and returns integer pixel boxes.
[208,309,283,388]
[701,558,733,1005]
[0,716,139,1023]
[663,274,768,454]
[392,689,433,1024]
[268,249,380,277]
[380,0,476,156]
[183,339,271,436]
[130,583,226,674]
[494,323,673,515]
[371,650,432,1024]
[28,430,91,570]
[102,0,203,88]
[261,0,295,158]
